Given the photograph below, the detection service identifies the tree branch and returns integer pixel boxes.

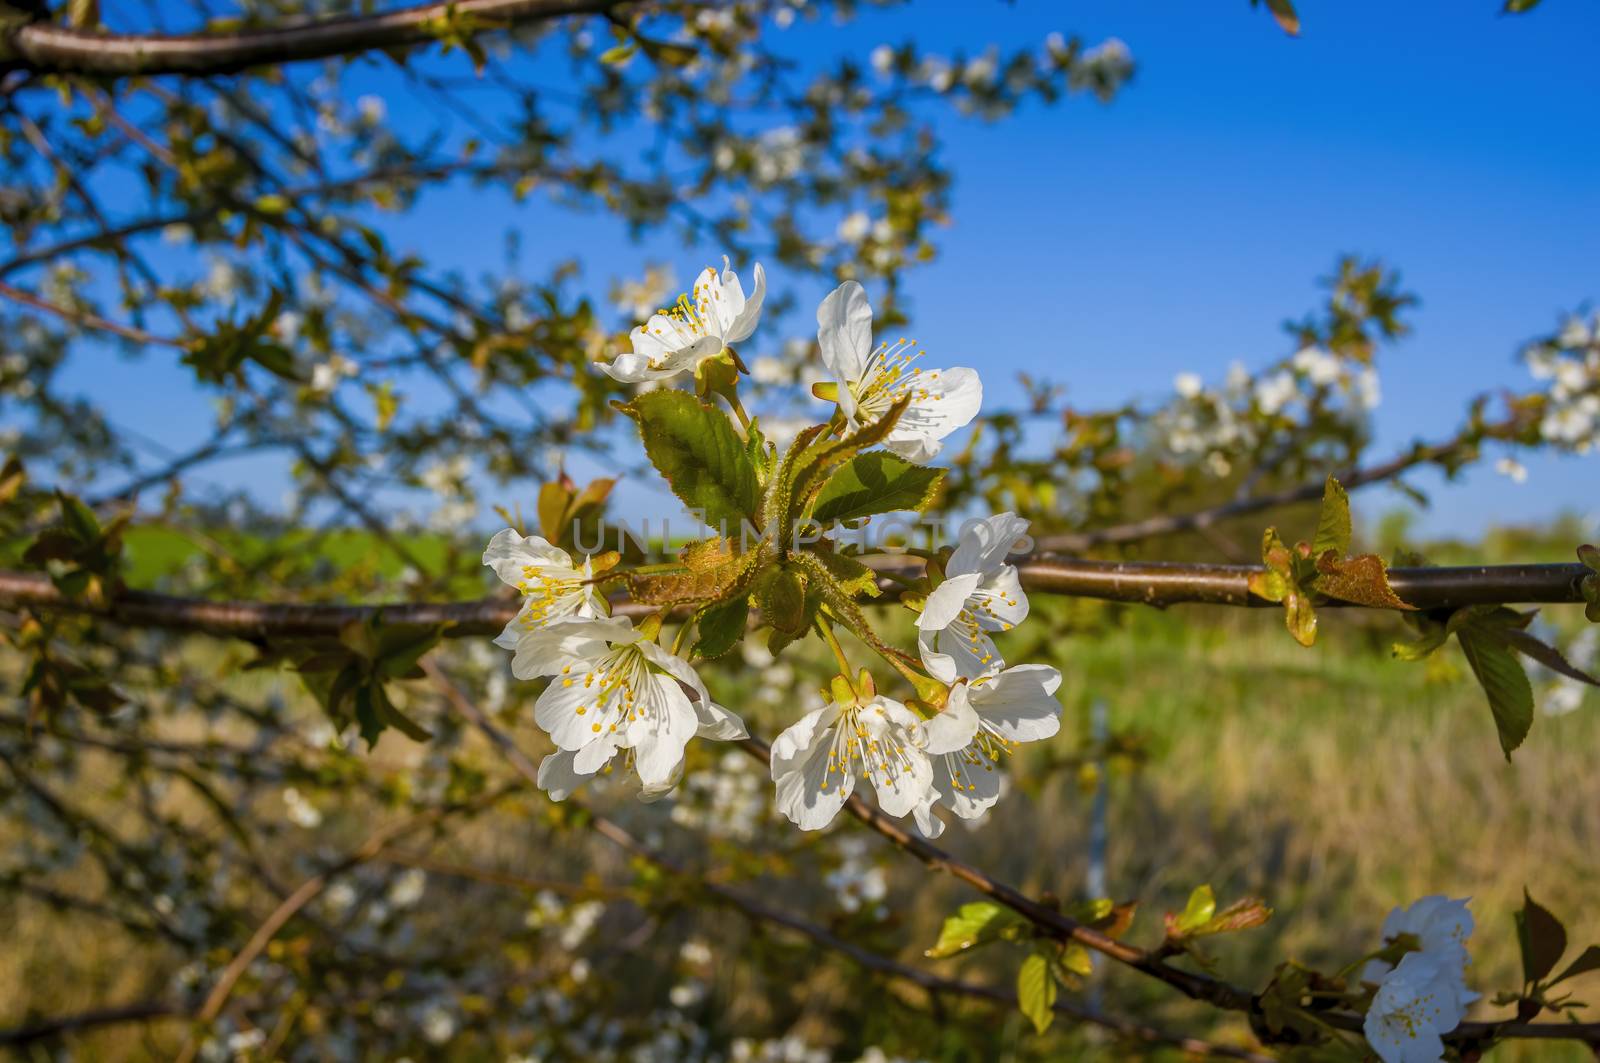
[2,0,621,78]
[0,559,1587,642]
[0,1001,183,1049]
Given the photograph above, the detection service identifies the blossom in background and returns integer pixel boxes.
[387,868,427,908]
[770,691,966,831]
[817,280,981,462]
[912,664,1062,838]
[601,257,766,383]
[1173,371,1203,399]
[1495,457,1528,483]
[1254,370,1297,415]
[280,787,322,829]
[520,617,746,790]
[917,513,1031,682]
[1362,895,1478,1012]
[1292,345,1342,387]
[484,529,609,646]
[1364,951,1469,1063]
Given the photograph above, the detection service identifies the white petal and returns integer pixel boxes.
[601,350,674,383]
[534,677,605,752]
[772,706,851,831]
[970,566,1028,631]
[882,433,942,464]
[627,675,699,785]
[912,796,946,839]
[573,731,623,775]
[934,751,1003,819]
[919,623,1002,683]
[638,641,709,703]
[694,699,748,740]
[921,684,980,755]
[918,573,982,632]
[536,749,592,801]
[817,281,873,389]
[508,617,629,680]
[482,529,573,586]
[860,699,932,818]
[970,664,1062,743]
[885,365,982,455]
[722,261,765,344]
[949,512,1031,578]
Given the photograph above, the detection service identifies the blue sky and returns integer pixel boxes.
[41,0,1600,536]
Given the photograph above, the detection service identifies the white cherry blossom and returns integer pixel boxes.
[1362,895,1478,1012]
[602,257,766,383]
[770,692,966,831]
[912,664,1062,839]
[817,280,981,463]
[517,617,746,791]
[917,513,1031,682]
[485,529,609,656]
[1364,951,1468,1063]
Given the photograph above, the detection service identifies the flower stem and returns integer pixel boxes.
[724,391,753,434]
[814,616,853,677]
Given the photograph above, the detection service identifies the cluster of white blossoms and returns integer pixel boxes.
[486,258,1060,835]
[1527,313,1600,452]
[1361,896,1477,1063]
[770,509,1060,835]
[1159,345,1381,477]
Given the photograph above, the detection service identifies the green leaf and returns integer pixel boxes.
[1016,951,1057,1035]
[785,394,913,521]
[56,489,102,544]
[1393,619,1450,661]
[621,390,760,530]
[1312,476,1351,558]
[810,452,944,525]
[1060,943,1093,979]
[1169,884,1217,937]
[692,597,748,659]
[804,545,880,600]
[1551,945,1600,986]
[1503,0,1542,11]
[756,567,809,638]
[925,900,1023,958]
[1457,625,1535,757]
[1516,890,1568,984]
[1497,628,1600,688]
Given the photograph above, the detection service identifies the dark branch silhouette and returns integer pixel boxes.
[2,0,620,78]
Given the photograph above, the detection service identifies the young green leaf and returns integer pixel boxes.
[1551,945,1600,986]
[1516,889,1568,985]
[756,567,809,639]
[1457,624,1535,757]
[692,597,748,660]
[1312,476,1352,559]
[804,545,881,600]
[1016,950,1057,1035]
[620,390,760,530]
[925,900,1023,958]
[810,452,944,525]
[1168,884,1217,937]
